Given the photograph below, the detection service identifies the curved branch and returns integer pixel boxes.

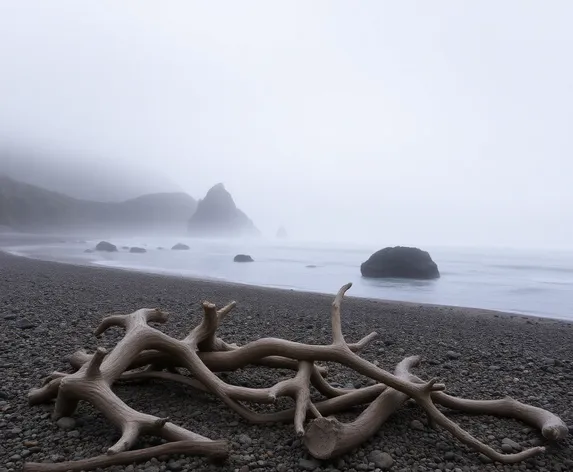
[331,282,351,345]
[119,366,389,424]
[29,377,63,405]
[95,309,168,337]
[22,439,228,472]
[348,332,378,351]
[419,395,545,463]
[69,348,331,376]
[217,301,237,325]
[94,314,128,336]
[405,372,568,441]
[431,392,568,441]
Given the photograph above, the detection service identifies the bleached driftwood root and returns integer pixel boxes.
[25,283,568,471]
[23,440,228,472]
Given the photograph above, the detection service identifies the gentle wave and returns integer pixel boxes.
[492,264,573,274]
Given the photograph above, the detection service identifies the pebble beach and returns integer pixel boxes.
[1,251,572,472]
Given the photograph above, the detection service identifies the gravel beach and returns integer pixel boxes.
[1,251,572,472]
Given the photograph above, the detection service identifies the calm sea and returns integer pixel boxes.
[5,237,573,320]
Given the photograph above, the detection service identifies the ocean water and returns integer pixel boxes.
[4,236,573,320]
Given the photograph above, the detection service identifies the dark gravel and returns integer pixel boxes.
[1,251,572,472]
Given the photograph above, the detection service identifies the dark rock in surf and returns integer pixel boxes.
[95,241,118,252]
[172,243,190,251]
[361,246,440,280]
[234,254,254,263]
[129,247,146,254]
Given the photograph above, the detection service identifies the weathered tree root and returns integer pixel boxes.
[22,439,228,472]
[303,358,567,461]
[25,283,568,471]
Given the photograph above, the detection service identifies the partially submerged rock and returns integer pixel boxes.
[129,247,147,254]
[361,246,439,280]
[234,254,254,263]
[172,243,190,250]
[95,241,118,252]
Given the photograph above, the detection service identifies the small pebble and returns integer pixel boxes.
[369,450,394,470]
[410,419,425,431]
[446,350,461,359]
[56,417,76,430]
[299,458,320,470]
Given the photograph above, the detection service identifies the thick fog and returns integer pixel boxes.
[1,1,572,248]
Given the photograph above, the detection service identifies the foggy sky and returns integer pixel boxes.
[1,1,572,248]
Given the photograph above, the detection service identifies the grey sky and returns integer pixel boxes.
[0,1,572,248]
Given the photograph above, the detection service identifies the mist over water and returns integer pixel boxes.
[1,2,572,321]
[1,2,573,248]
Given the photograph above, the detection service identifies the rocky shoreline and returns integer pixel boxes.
[1,251,572,472]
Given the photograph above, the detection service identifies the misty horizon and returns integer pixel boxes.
[1,1,572,249]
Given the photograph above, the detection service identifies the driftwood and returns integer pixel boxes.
[25,283,568,471]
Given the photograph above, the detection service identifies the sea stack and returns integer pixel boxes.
[188,183,259,238]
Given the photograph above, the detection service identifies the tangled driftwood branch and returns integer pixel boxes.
[25,283,568,471]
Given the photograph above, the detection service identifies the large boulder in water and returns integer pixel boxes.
[95,241,118,252]
[234,254,254,263]
[361,246,440,280]
[129,247,146,253]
